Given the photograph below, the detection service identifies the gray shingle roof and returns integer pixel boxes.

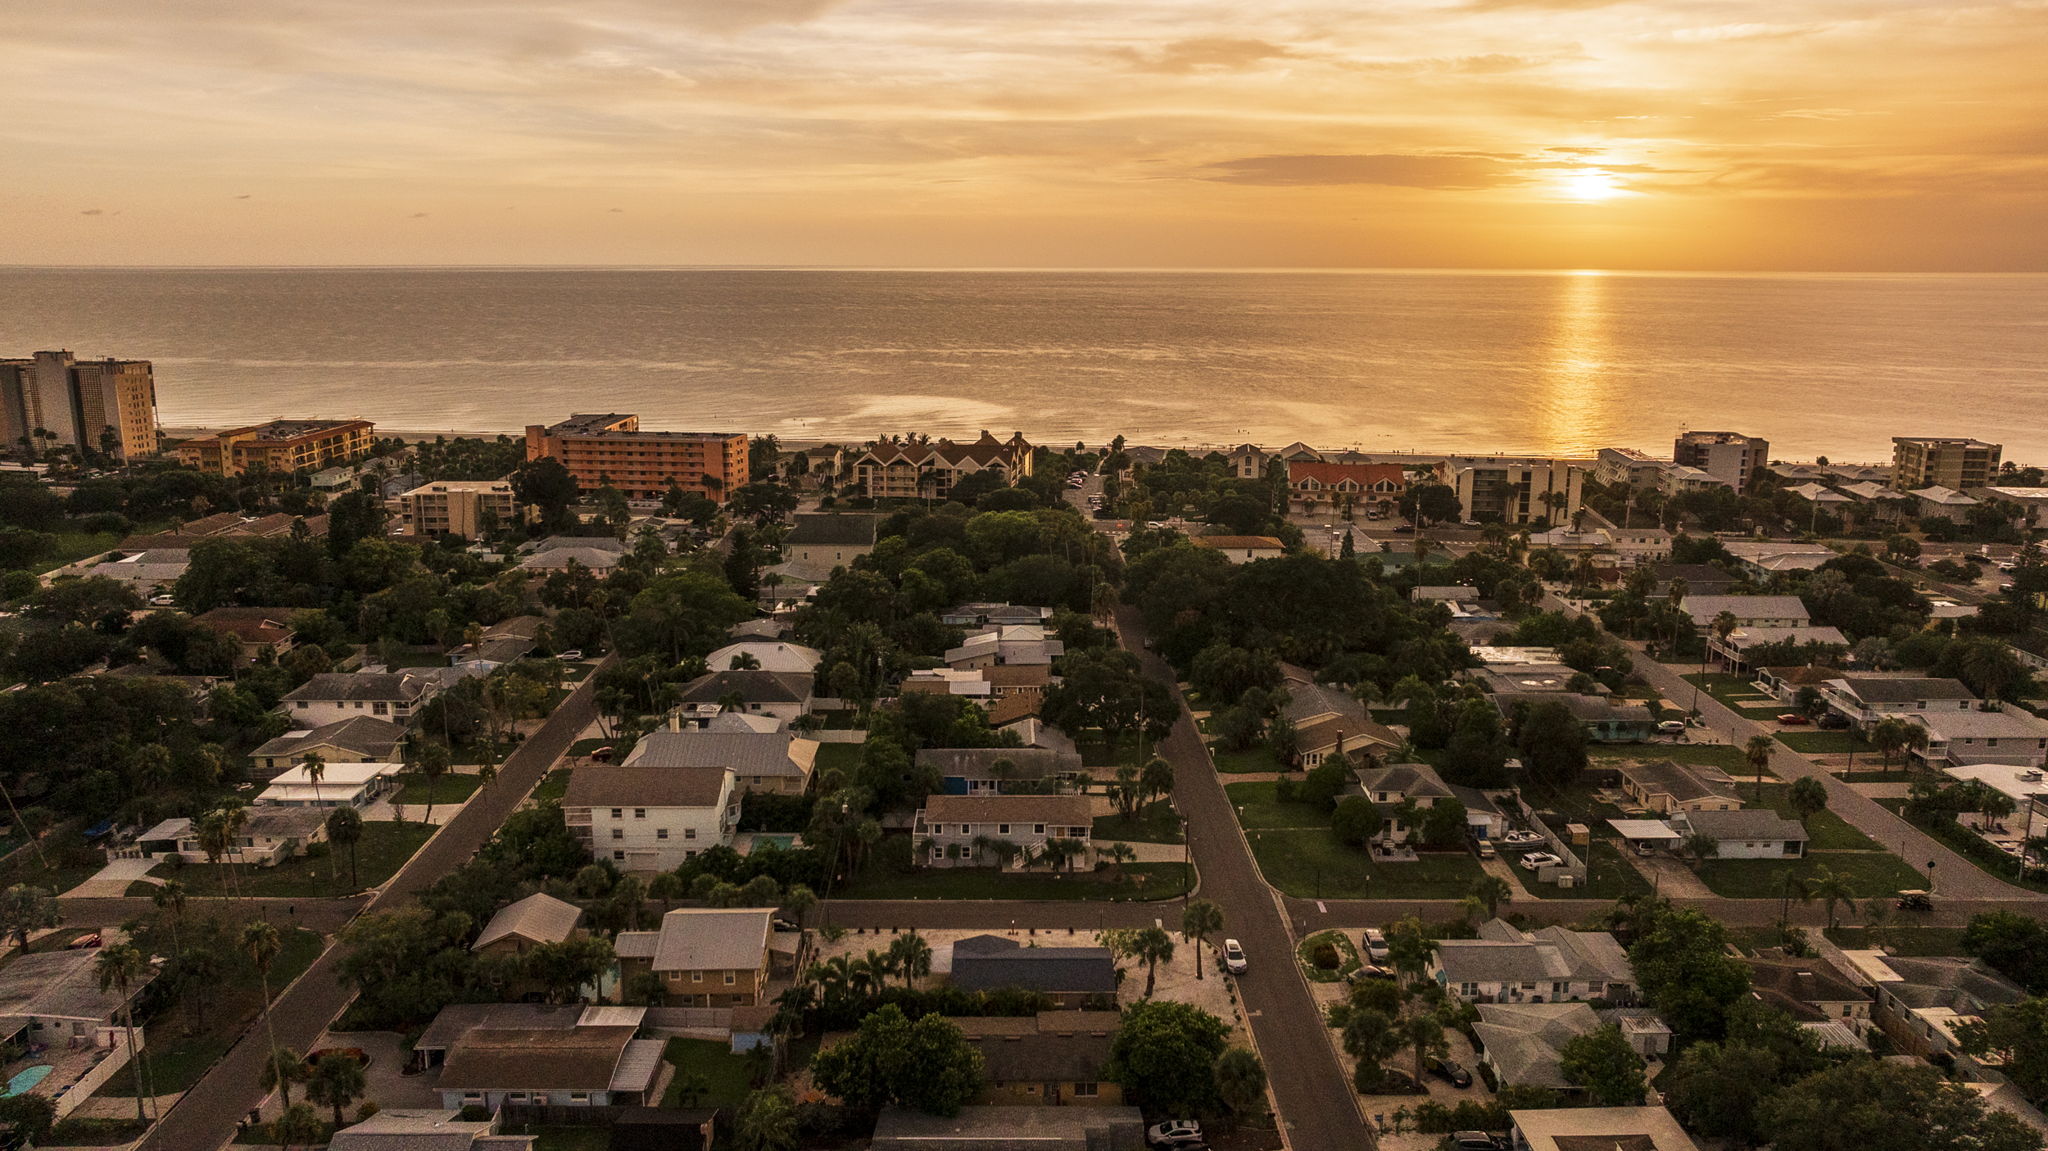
[1834,677,1976,704]
[1620,760,1738,805]
[1473,1002,1600,1089]
[622,730,814,778]
[251,715,407,761]
[675,670,815,706]
[563,765,732,809]
[647,908,773,973]
[949,935,1117,995]
[282,672,432,703]
[1676,808,1809,843]
[916,748,1084,781]
[474,893,583,951]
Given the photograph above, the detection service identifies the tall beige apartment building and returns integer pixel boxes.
[391,479,519,538]
[0,350,161,460]
[1892,436,2003,490]
[1673,429,1770,492]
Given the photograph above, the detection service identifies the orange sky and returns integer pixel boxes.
[6,0,2047,269]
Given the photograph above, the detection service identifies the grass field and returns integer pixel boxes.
[1680,673,1779,712]
[393,771,483,806]
[1777,731,1877,755]
[174,821,437,897]
[814,742,864,777]
[1298,929,1363,982]
[1212,746,1287,774]
[1696,851,1925,901]
[1094,799,1184,844]
[1245,828,1486,900]
[660,1037,758,1108]
[1225,782,1332,830]
[533,770,570,804]
[1751,784,1881,851]
[1591,743,1755,774]
[839,837,1190,900]
[103,925,324,1095]
[33,529,126,574]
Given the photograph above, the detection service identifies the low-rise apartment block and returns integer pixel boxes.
[392,479,519,538]
[175,418,375,476]
[846,431,1034,500]
[914,794,1094,870]
[524,413,747,501]
[1448,457,1585,525]
[1673,429,1770,492]
[1893,436,2002,491]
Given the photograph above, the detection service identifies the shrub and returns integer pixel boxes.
[1312,942,1341,970]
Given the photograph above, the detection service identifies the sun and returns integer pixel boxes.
[1558,168,1629,202]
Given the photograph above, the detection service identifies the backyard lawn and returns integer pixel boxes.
[1212,746,1287,774]
[1751,784,1881,851]
[532,770,570,804]
[814,742,864,777]
[1225,782,1331,830]
[1777,731,1877,756]
[660,1037,758,1108]
[838,837,1190,901]
[1679,673,1784,715]
[1245,829,1485,900]
[173,821,438,897]
[1093,800,1184,844]
[1591,743,1755,775]
[1520,841,1654,901]
[103,925,324,1095]
[1695,851,1925,901]
[393,772,483,806]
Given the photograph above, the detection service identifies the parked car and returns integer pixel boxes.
[1362,927,1390,963]
[1223,939,1248,974]
[1519,851,1563,871]
[1897,890,1934,911]
[1453,1132,1505,1151]
[1500,830,1546,848]
[1475,838,1496,859]
[1147,1120,1205,1147]
[1776,713,1813,726]
[557,649,584,661]
[1348,964,1397,984]
[1816,713,1851,730]
[1655,719,1687,735]
[1428,1057,1474,1088]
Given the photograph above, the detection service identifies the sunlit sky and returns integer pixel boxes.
[6,0,2047,269]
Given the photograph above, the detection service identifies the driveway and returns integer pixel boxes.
[63,857,160,899]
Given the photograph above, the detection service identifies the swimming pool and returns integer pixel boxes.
[3,1064,52,1097]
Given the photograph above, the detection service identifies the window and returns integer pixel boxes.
[613,850,625,861]
[611,808,623,819]
[684,828,697,839]
[611,829,623,840]
[1072,1081,1099,1097]
[634,808,647,818]
[656,828,669,839]
[570,1093,589,1103]
[998,824,1011,835]
[1034,824,1046,835]
[464,1093,484,1104]
[724,972,736,985]
[692,971,704,982]
[373,701,388,715]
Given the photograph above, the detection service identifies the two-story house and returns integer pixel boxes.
[620,727,817,796]
[280,671,440,729]
[1819,677,1978,731]
[920,748,1085,796]
[1908,707,2048,768]
[954,1012,1123,1106]
[612,908,798,1008]
[914,794,1094,870]
[564,766,738,871]
[671,670,816,722]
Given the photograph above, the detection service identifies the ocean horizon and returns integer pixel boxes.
[4,266,2045,463]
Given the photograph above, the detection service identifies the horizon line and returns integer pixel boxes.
[4,263,2048,277]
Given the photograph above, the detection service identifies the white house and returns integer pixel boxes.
[279,671,440,729]
[782,513,880,568]
[1670,808,1809,859]
[702,640,823,674]
[133,807,330,867]
[913,794,1095,870]
[1909,708,2048,767]
[564,766,738,871]
[256,761,402,808]
[1819,677,1979,730]
[1679,595,1810,629]
[1430,919,1635,1004]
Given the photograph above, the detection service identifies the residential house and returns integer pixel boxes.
[954,1012,1122,1106]
[902,668,996,704]
[1474,1002,1600,1090]
[1851,954,2025,1059]
[982,664,1055,718]
[1680,594,1811,629]
[249,716,407,781]
[1431,919,1635,1004]
[330,1109,535,1151]
[612,908,796,1008]
[1510,1107,1701,1151]
[1451,785,1511,839]
[1188,535,1286,564]
[1819,677,1978,729]
[133,807,330,867]
[945,625,1063,670]
[1709,624,1851,674]
[0,946,163,1119]
[1225,444,1273,480]
[280,671,440,728]
[920,748,1085,795]
[1492,693,1658,743]
[1282,668,1401,767]
[870,1106,1144,1151]
[621,727,817,796]
[1724,540,1839,579]
[1670,809,1809,858]
[946,935,1117,1006]
[564,765,739,870]
[1908,708,2048,768]
[671,669,816,721]
[844,431,1035,500]
[1909,485,1983,522]
[1649,563,1739,597]
[1355,762,1456,845]
[473,893,585,962]
[1412,585,1480,603]
[418,1003,663,1111]
[255,760,402,808]
[1617,760,1741,814]
[703,640,822,674]
[781,513,881,569]
[1745,956,1872,1023]
[448,615,546,670]
[1285,460,1408,516]
[1476,664,1599,695]
[193,606,297,663]
[914,794,1094,870]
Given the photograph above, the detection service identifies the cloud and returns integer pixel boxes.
[608,207,624,212]
[1197,153,1517,189]
[80,207,105,215]
[235,193,252,198]
[1114,37,1299,74]
[411,211,429,218]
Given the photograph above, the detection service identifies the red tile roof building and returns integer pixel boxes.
[1285,460,1410,514]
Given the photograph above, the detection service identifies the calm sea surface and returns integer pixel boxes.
[2,268,2045,463]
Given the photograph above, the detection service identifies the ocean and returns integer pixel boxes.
[2,267,2045,463]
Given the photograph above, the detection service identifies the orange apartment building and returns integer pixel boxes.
[174,418,376,476]
[524,414,748,502]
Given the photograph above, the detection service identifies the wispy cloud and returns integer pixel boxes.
[1198,153,1517,188]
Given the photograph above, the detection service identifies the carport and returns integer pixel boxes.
[1607,819,1682,855]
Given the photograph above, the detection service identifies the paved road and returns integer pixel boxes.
[1571,594,2045,904]
[148,662,609,1151]
[1116,606,1374,1151]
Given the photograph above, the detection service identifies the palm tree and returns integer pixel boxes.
[1708,610,1739,676]
[306,1052,367,1128]
[325,806,364,890]
[1102,842,1138,882]
[416,740,452,822]
[1787,776,1829,826]
[153,878,188,954]
[1182,899,1224,980]
[242,919,285,1073]
[1469,874,1512,919]
[1871,717,1911,770]
[1133,926,1175,997]
[259,1045,306,1110]
[94,944,150,1125]
[1664,577,1689,652]
[1402,1010,1447,1087]
[1140,757,1175,806]
[301,750,326,808]
[885,931,932,990]
[272,1101,324,1151]
[1802,865,1858,929]
[1745,734,1776,802]
[1681,830,1718,869]
[735,1083,801,1151]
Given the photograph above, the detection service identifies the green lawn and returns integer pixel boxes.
[1224,782,1330,830]
[1695,852,1925,900]
[393,772,483,805]
[660,1037,758,1107]
[33,529,125,574]
[533,770,570,804]
[526,1130,611,1151]
[839,862,1191,901]
[104,926,324,1095]
[1094,800,1184,844]
[1212,745,1287,774]
[566,737,612,758]
[1752,784,1881,851]
[1592,743,1753,774]
[1244,829,1486,900]
[1825,925,1970,956]
[1521,841,1654,901]
[817,709,867,730]
[0,850,106,897]
[175,821,437,897]
[1298,929,1363,982]
[1777,731,1876,755]
[1079,735,1152,770]
[1680,672,1776,710]
[814,742,864,777]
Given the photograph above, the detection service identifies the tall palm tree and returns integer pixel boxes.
[885,931,932,990]
[1402,1010,1447,1087]
[152,879,188,954]
[260,1045,307,1111]
[242,919,285,1077]
[1745,734,1776,802]
[1469,875,1512,919]
[301,750,326,809]
[1182,899,1224,981]
[94,944,150,1125]
[1133,926,1176,997]
[325,806,364,890]
[1802,865,1857,929]
[306,1052,367,1128]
